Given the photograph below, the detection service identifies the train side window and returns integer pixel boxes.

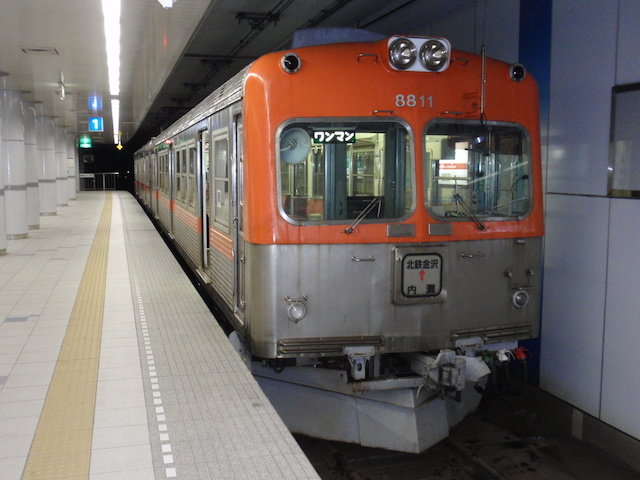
[188,144,196,209]
[181,148,188,203]
[162,152,168,193]
[176,150,182,200]
[161,152,168,193]
[278,120,413,223]
[212,130,230,232]
[425,120,532,220]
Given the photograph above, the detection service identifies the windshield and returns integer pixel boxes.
[425,121,532,220]
[279,121,413,222]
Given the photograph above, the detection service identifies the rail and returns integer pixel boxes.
[79,172,119,191]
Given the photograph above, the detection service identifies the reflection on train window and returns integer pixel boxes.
[279,121,412,222]
[213,131,230,231]
[425,121,531,220]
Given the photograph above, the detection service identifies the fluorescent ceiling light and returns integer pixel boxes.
[102,0,120,96]
[158,0,176,9]
[102,0,120,143]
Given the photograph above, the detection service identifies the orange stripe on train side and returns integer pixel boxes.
[173,203,200,233]
[210,228,233,260]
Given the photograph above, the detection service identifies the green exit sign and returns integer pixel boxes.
[79,135,92,148]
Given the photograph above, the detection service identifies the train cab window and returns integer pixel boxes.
[279,120,413,223]
[425,121,532,220]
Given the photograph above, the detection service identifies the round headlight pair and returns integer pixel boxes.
[389,37,450,72]
[389,38,417,69]
[420,40,450,71]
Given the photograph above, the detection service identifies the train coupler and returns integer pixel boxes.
[345,345,376,380]
[407,349,491,399]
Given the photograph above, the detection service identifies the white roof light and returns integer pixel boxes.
[157,0,176,9]
[102,0,121,144]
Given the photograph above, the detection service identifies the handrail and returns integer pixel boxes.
[80,172,119,191]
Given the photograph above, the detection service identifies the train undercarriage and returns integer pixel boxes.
[231,333,517,453]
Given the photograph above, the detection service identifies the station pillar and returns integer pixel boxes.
[1,89,28,239]
[66,132,77,200]
[23,100,40,229]
[55,126,68,206]
[36,115,57,216]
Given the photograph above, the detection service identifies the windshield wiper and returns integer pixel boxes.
[453,194,485,230]
[344,197,382,234]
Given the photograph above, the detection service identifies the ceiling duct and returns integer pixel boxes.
[21,47,59,55]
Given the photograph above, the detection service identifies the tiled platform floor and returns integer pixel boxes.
[0,191,319,480]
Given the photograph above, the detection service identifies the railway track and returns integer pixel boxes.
[298,434,505,480]
[295,383,640,480]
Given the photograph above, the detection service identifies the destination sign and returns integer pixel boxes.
[401,253,442,297]
[313,130,356,144]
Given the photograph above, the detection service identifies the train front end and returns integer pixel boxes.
[240,34,542,448]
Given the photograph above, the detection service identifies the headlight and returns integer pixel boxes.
[512,289,530,309]
[388,36,451,72]
[389,38,417,70]
[420,40,449,71]
[285,295,308,322]
[281,52,301,73]
[509,63,526,82]
[286,302,307,322]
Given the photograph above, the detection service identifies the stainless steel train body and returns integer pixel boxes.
[134,32,543,386]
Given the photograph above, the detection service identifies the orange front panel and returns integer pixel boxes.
[242,39,543,246]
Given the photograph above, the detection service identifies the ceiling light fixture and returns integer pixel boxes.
[101,0,121,144]
[158,0,176,9]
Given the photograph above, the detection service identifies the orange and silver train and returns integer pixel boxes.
[134,30,543,393]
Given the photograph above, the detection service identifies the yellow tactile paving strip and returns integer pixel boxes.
[22,193,112,480]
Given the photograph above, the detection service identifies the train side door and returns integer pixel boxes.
[198,129,210,272]
[232,113,246,325]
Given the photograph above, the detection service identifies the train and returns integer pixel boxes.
[134,28,543,452]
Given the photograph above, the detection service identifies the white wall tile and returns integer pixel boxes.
[548,0,617,196]
[540,193,609,416]
[600,199,640,436]
[616,0,640,85]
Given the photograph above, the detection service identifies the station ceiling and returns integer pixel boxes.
[0,0,474,151]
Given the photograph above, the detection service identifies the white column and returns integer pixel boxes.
[36,115,57,215]
[23,100,40,229]
[1,89,27,239]
[66,132,77,200]
[0,113,5,254]
[54,125,68,206]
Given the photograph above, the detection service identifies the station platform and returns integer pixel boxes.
[0,191,320,480]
